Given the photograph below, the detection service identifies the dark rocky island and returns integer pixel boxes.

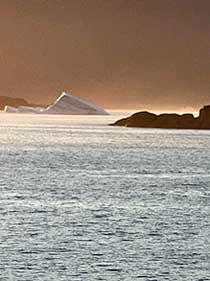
[111,105,210,130]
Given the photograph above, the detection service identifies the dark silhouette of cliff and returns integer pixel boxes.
[0,96,29,110]
[0,96,45,111]
[111,106,210,130]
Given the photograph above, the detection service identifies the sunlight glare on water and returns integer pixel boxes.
[0,114,210,281]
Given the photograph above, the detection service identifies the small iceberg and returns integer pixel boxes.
[5,105,43,113]
[4,92,109,115]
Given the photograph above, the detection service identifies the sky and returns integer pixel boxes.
[0,0,210,111]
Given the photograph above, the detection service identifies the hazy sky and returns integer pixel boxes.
[0,0,210,110]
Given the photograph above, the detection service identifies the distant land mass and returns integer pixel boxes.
[0,96,29,110]
[111,106,210,130]
[0,96,44,111]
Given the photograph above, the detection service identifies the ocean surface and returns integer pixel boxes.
[0,114,210,281]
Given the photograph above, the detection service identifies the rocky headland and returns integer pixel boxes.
[0,96,29,110]
[111,105,210,130]
[0,96,44,111]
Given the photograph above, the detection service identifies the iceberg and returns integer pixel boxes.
[5,105,43,113]
[43,92,109,115]
[4,92,109,115]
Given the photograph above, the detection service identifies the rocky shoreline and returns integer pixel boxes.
[111,105,210,130]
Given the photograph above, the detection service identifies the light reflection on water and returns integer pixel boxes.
[0,114,210,280]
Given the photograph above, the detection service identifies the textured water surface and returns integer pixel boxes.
[0,114,210,281]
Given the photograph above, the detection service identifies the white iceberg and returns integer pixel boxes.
[4,92,109,115]
[43,92,109,115]
[5,105,43,113]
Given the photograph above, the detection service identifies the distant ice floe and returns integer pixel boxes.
[5,106,43,113]
[4,92,109,115]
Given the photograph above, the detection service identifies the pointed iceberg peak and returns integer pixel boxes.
[44,91,110,115]
[56,91,73,100]
[58,91,69,98]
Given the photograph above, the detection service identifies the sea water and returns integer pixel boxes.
[0,114,210,281]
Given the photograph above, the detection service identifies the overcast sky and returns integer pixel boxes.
[0,0,210,110]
